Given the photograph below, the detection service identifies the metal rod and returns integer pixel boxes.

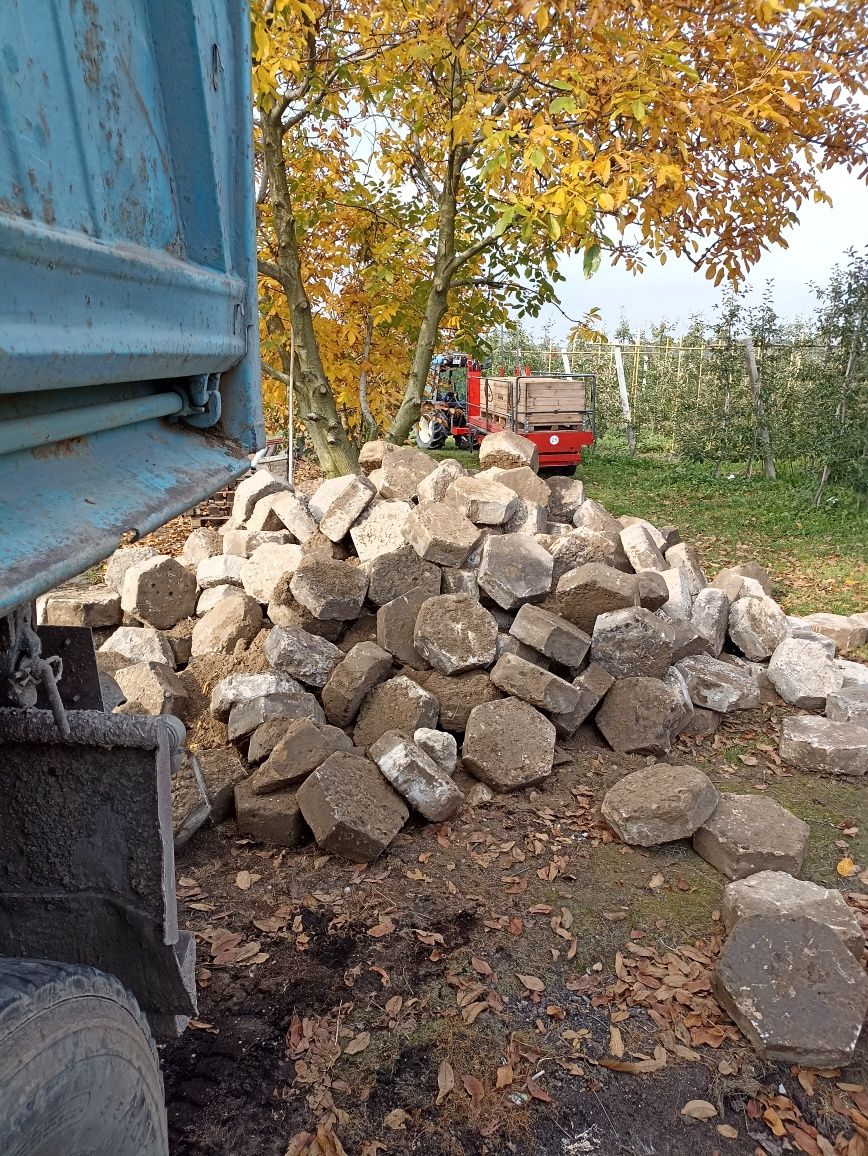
[0,392,185,457]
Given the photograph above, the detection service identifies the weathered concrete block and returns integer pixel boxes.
[591,607,674,679]
[402,501,481,567]
[191,593,262,657]
[444,475,518,526]
[234,777,308,847]
[358,439,396,475]
[712,916,868,1067]
[352,674,439,749]
[290,555,368,621]
[803,611,867,653]
[209,671,301,720]
[368,731,463,821]
[309,474,376,541]
[550,662,614,737]
[105,546,158,593]
[555,563,637,634]
[196,746,248,823]
[376,448,436,502]
[657,567,693,620]
[601,764,719,846]
[462,697,555,791]
[100,626,175,669]
[350,499,413,562]
[676,654,760,712]
[414,727,457,777]
[826,685,868,726]
[722,871,864,958]
[496,465,551,507]
[681,706,721,737]
[247,715,350,766]
[574,499,622,537]
[728,595,789,660]
[619,523,666,573]
[619,515,667,549]
[121,555,197,630]
[248,719,334,794]
[410,669,501,733]
[502,497,547,537]
[690,587,729,656]
[477,535,554,611]
[547,528,619,582]
[196,584,238,616]
[837,658,868,690]
[377,586,431,666]
[767,637,843,709]
[247,491,293,532]
[172,754,211,849]
[240,543,304,604]
[322,641,393,726]
[227,691,326,742]
[417,458,466,504]
[636,570,669,613]
[664,542,707,596]
[595,675,693,755]
[231,470,292,524]
[414,594,498,674]
[490,653,580,715]
[222,529,292,558]
[668,618,711,662]
[780,715,868,776]
[510,603,590,669]
[546,477,585,523]
[115,662,188,716]
[364,544,441,608]
[42,585,121,628]
[267,491,319,543]
[440,566,478,599]
[297,751,409,860]
[197,554,246,590]
[263,624,342,689]
[693,793,809,879]
[479,429,539,472]
[496,631,548,666]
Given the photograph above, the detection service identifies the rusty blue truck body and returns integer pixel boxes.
[0,0,263,611]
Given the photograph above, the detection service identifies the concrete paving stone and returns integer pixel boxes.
[591,606,674,679]
[196,746,248,823]
[595,675,694,755]
[636,570,669,613]
[115,661,188,716]
[309,474,376,541]
[416,458,466,504]
[197,554,246,590]
[826,685,868,726]
[440,566,479,599]
[352,674,439,749]
[547,528,619,582]
[477,535,554,611]
[690,587,730,656]
[408,669,502,733]
[100,626,176,669]
[264,624,343,688]
[402,501,481,567]
[268,491,319,543]
[231,470,292,524]
[619,523,667,573]
[350,500,414,562]
[413,727,458,777]
[550,662,614,738]
[574,499,623,537]
[693,793,809,879]
[767,637,844,709]
[656,567,693,620]
[234,777,308,847]
[722,871,864,958]
[378,449,437,501]
[490,653,580,714]
[42,585,121,628]
[358,439,396,475]
[462,697,555,791]
[322,641,394,726]
[364,544,441,608]
[105,547,158,593]
[444,475,519,526]
[728,595,789,660]
[296,751,409,861]
[478,429,539,472]
[240,544,304,604]
[712,916,868,1067]
[510,602,591,669]
[290,555,369,621]
[208,671,300,719]
[601,763,719,846]
[414,594,498,674]
[191,593,262,656]
[803,612,867,653]
[545,477,585,523]
[664,542,707,596]
[779,715,868,776]
[675,653,760,712]
[121,555,197,629]
[247,718,334,794]
[368,731,463,821]
[227,691,326,742]
[555,562,637,634]
[377,587,433,667]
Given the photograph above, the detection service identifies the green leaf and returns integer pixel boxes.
[550,95,576,115]
[583,243,601,278]
[631,100,646,121]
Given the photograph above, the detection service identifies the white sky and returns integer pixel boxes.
[545,165,868,339]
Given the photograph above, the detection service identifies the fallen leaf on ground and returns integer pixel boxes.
[763,1107,787,1136]
[517,974,545,993]
[472,956,493,976]
[648,872,665,890]
[681,1100,718,1120]
[383,1108,409,1130]
[344,1032,371,1056]
[436,1059,454,1105]
[462,1074,484,1112]
[367,918,396,938]
[716,1124,738,1138]
[236,869,259,890]
[284,1133,313,1156]
[316,1124,349,1156]
[526,1077,552,1102]
[609,1026,624,1058]
[496,1064,514,1089]
[837,856,858,878]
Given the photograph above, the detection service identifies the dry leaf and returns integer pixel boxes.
[496,1064,514,1089]
[344,1031,371,1056]
[284,1133,313,1156]
[188,1019,218,1033]
[436,1059,455,1105]
[681,1100,718,1120]
[383,1108,409,1130]
[837,856,858,878]
[462,1074,484,1111]
[609,1025,625,1058]
[517,973,545,993]
[462,1001,488,1024]
[763,1107,786,1137]
[648,872,665,890]
[716,1124,738,1139]
[367,918,395,938]
[385,995,403,1017]
[472,956,493,977]
[236,869,258,890]
[526,1077,552,1102]
[600,1058,664,1074]
[316,1125,349,1156]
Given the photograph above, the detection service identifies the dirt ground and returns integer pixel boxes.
[162,704,868,1156]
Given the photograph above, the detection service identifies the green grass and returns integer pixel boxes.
[429,442,868,618]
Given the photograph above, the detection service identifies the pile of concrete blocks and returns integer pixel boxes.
[40,429,867,860]
[600,764,868,1067]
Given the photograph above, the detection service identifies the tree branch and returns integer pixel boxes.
[262,361,293,387]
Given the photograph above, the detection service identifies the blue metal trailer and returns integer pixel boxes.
[0,3,262,1150]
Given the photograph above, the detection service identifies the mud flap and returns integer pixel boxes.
[0,708,196,1030]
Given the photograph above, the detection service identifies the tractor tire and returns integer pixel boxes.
[415,417,447,450]
[0,958,169,1156]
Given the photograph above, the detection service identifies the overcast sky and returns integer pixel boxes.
[544,165,868,340]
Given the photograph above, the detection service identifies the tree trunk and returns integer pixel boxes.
[742,335,776,480]
[260,116,359,476]
[387,279,450,443]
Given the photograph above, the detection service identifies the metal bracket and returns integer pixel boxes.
[0,608,69,737]
[175,372,222,429]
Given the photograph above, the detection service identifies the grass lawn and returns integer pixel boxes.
[431,444,868,619]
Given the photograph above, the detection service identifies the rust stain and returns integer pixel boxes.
[31,437,88,459]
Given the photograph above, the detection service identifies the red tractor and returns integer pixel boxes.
[416,353,596,474]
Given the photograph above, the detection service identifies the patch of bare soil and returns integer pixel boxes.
[163,707,868,1156]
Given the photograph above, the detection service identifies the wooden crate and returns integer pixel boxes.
[479,376,587,429]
